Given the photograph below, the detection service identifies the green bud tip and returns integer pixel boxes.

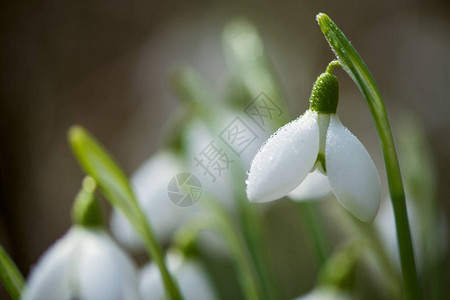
[68,125,84,142]
[309,72,339,114]
[82,176,96,193]
[72,176,103,228]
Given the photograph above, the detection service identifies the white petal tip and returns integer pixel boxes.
[325,115,381,223]
[246,110,320,204]
[246,188,281,203]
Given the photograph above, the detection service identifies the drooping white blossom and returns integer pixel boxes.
[294,287,354,300]
[111,151,202,249]
[246,109,380,222]
[23,227,140,300]
[139,251,218,300]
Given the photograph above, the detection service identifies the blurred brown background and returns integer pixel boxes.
[1,0,449,299]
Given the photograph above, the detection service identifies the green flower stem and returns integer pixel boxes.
[297,202,330,267]
[69,126,182,300]
[397,115,441,300]
[172,68,279,300]
[202,195,262,300]
[237,194,279,300]
[172,217,213,256]
[316,13,420,300]
[329,202,401,298]
[318,241,361,291]
[0,245,24,300]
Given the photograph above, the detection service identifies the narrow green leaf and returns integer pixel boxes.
[69,126,137,220]
[0,245,25,300]
[316,13,420,300]
[68,125,182,300]
[222,19,289,126]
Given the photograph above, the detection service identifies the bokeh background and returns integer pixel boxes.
[1,0,449,299]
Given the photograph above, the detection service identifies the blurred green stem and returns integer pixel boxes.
[0,245,24,300]
[172,67,280,300]
[238,195,279,300]
[202,196,262,300]
[317,13,420,299]
[349,216,403,299]
[298,202,329,267]
[69,126,182,300]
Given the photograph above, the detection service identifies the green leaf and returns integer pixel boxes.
[222,19,289,126]
[0,245,24,300]
[68,125,182,300]
[68,126,138,222]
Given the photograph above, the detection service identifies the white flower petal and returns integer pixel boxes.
[288,170,331,201]
[139,263,165,299]
[78,230,140,300]
[325,115,380,222]
[111,151,189,249]
[139,252,218,300]
[294,287,354,300]
[23,232,77,300]
[246,110,320,202]
[24,228,140,300]
[184,119,236,211]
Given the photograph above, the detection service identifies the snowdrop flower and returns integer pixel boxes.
[23,227,140,300]
[111,151,201,249]
[23,177,141,300]
[246,70,380,222]
[139,251,218,300]
[294,288,353,300]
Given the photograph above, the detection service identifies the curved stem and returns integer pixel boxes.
[326,60,341,74]
[316,13,420,300]
[239,198,279,300]
[172,65,279,300]
[347,214,403,299]
[135,209,183,300]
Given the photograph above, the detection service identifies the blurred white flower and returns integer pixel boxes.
[375,197,447,271]
[111,151,202,249]
[139,251,218,300]
[183,119,236,211]
[23,227,140,300]
[288,170,332,201]
[294,287,353,300]
[246,109,380,222]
